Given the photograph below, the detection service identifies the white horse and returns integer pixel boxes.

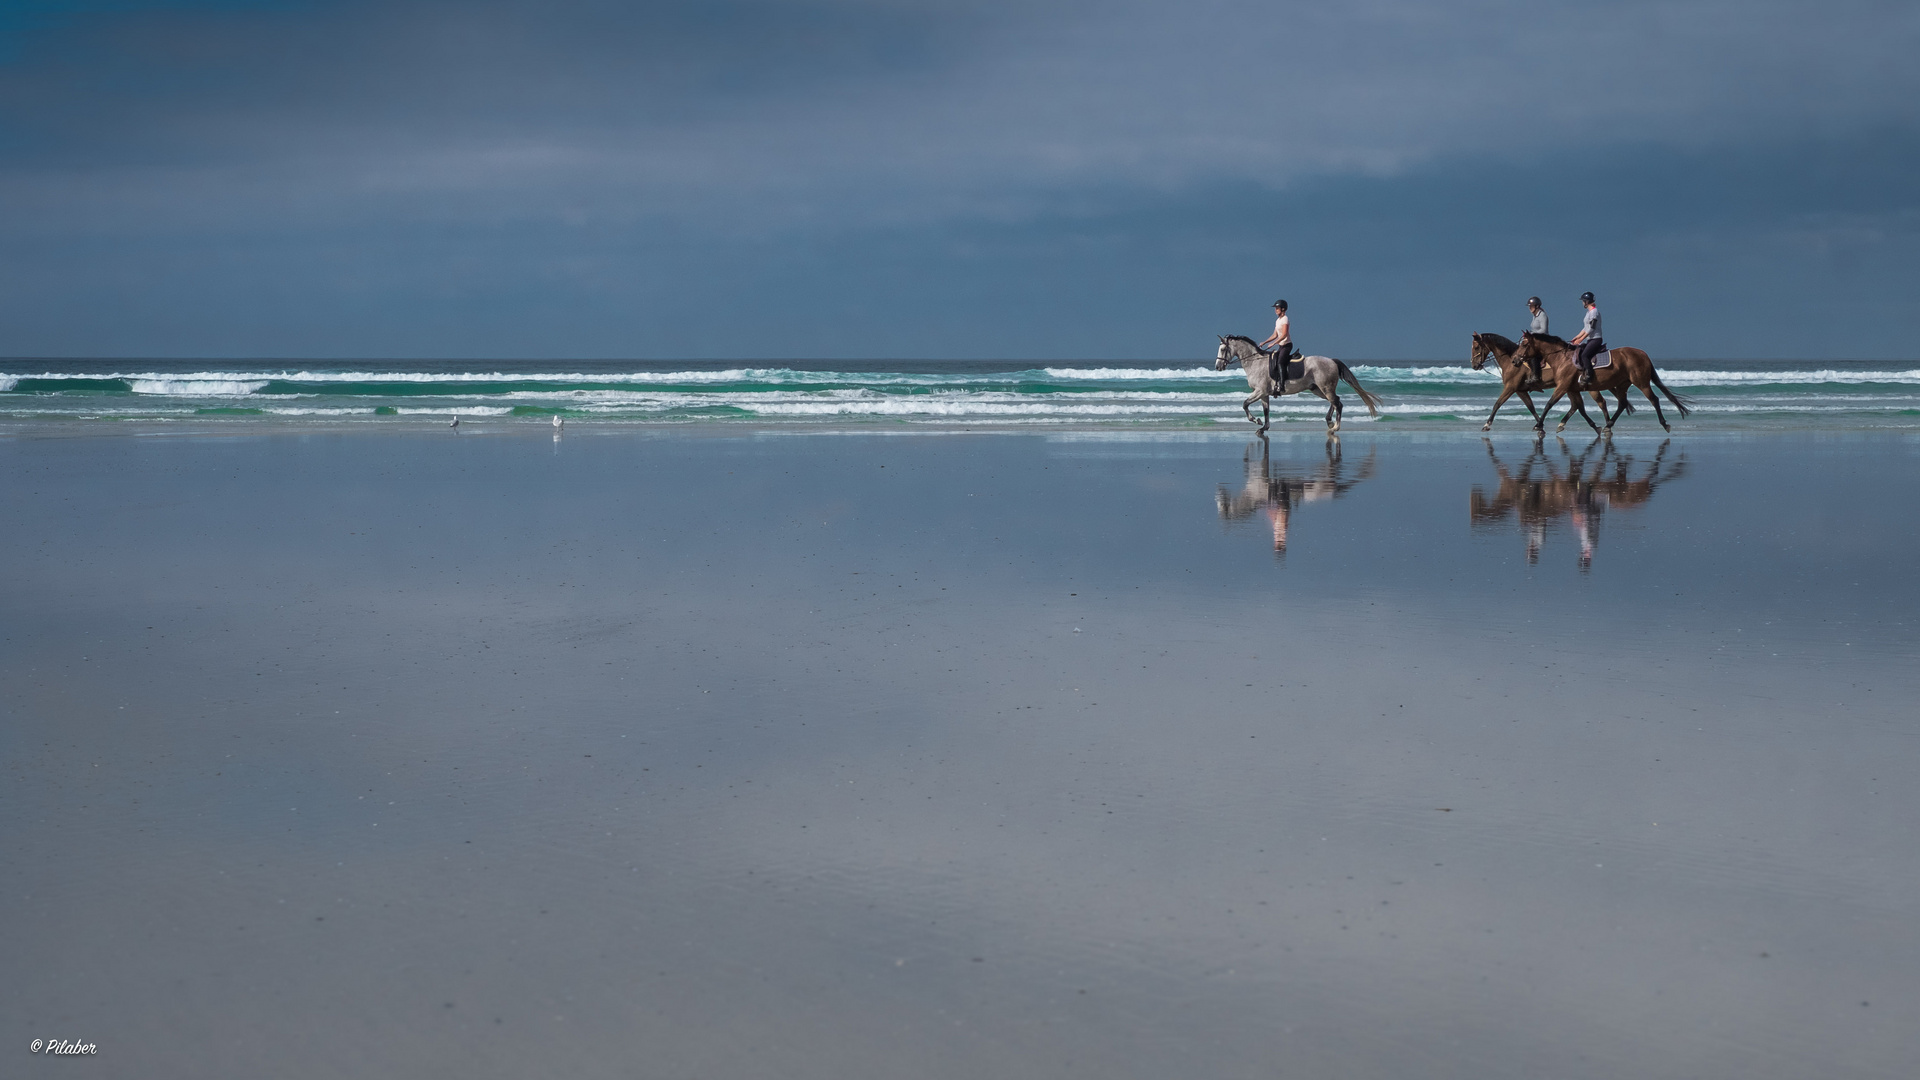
[1214,335,1382,432]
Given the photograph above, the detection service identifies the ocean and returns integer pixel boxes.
[4,357,1918,428]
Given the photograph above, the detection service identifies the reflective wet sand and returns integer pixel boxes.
[4,428,1916,1078]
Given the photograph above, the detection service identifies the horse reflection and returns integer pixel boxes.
[1471,438,1685,569]
[1217,436,1376,556]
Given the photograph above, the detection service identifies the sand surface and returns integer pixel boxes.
[4,427,1917,1078]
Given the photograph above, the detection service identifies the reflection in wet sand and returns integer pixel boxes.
[1216,436,1376,556]
[1471,438,1686,569]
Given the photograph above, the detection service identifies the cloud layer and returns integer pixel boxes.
[1,0,1916,357]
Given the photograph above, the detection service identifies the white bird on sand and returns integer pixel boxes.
[552,415,564,429]
[449,416,459,427]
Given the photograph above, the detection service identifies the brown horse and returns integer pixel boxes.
[1513,333,1694,434]
[1470,332,1634,432]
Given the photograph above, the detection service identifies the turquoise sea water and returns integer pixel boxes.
[2,357,1917,428]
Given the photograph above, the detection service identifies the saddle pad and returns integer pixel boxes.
[1592,350,1613,369]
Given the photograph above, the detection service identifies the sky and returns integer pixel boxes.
[1,0,1916,360]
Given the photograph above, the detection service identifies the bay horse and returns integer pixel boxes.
[1471,332,1635,432]
[1215,335,1382,432]
[1513,333,1694,434]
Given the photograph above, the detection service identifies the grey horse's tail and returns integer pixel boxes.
[1649,368,1694,418]
[1335,360,1382,417]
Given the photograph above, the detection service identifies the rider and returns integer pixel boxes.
[1523,296,1548,381]
[1570,291,1604,388]
[1259,299,1297,385]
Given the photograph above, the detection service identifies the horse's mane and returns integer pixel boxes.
[1223,334,1260,347]
[1476,332,1517,352]
[1524,332,1571,348]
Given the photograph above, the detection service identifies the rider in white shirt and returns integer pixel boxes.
[1259,300,1294,384]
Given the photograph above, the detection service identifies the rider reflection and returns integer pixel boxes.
[1216,435,1376,557]
[1471,438,1685,570]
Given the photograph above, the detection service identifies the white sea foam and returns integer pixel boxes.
[493,388,1238,406]
[1659,369,1920,386]
[1041,366,1237,380]
[1350,365,1503,383]
[127,378,271,396]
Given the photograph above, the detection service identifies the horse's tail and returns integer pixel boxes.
[1649,365,1693,419]
[1336,360,1382,417]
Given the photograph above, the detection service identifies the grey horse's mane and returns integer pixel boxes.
[1222,334,1265,351]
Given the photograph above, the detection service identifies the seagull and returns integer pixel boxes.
[449,416,459,428]
[552,415,564,429]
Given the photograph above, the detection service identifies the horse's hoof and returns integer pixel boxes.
[1481,424,1492,432]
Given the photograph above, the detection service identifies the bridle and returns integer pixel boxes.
[1216,336,1254,369]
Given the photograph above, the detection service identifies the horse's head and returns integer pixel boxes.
[1514,333,1542,364]
[1215,337,1234,371]
[1472,332,1518,371]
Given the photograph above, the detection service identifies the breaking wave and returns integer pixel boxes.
[3,359,1916,429]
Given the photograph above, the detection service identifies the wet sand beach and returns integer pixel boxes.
[4,426,1918,1078]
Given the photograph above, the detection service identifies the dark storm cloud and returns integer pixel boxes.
[0,0,1916,356]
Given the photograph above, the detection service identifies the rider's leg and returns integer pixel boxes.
[1574,339,1601,386]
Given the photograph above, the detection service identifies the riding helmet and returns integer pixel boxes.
[1580,291,1595,305]
[1272,299,1287,311]
[1527,296,1541,307]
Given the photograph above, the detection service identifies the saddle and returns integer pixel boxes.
[1267,345,1302,382]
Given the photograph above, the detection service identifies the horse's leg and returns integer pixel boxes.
[1555,397,1578,433]
[1262,395,1271,433]
[1591,391,1614,431]
[1612,388,1635,421]
[1639,378,1670,432]
[1243,391,1260,426]
[1537,386,1568,433]
[1517,390,1542,425]
[1482,384,1520,431]
[1326,387,1344,432]
[1557,388,1603,434]
[1567,388,1601,434]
